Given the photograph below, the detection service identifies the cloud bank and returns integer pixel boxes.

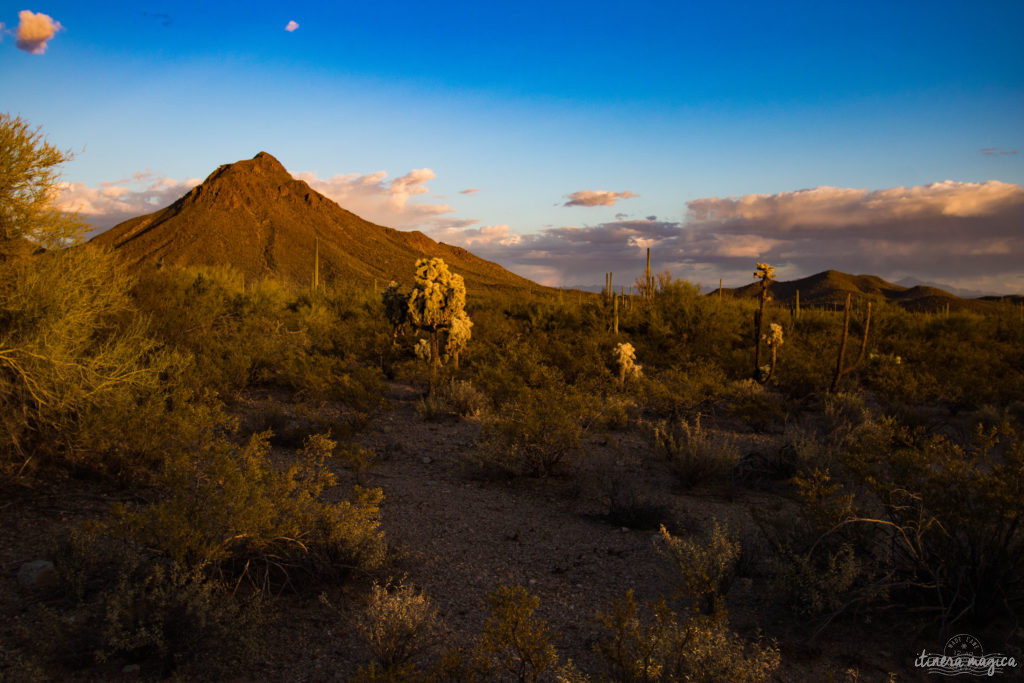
[57,174,202,233]
[15,10,62,54]
[564,190,638,207]
[437,180,1024,292]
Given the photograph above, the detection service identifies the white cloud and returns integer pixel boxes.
[56,173,201,233]
[564,189,639,207]
[16,10,62,54]
[285,20,299,32]
[294,167,460,230]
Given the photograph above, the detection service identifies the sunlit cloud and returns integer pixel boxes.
[564,189,639,207]
[294,167,461,230]
[428,223,521,249]
[285,20,299,32]
[459,188,480,195]
[57,173,202,233]
[15,10,62,54]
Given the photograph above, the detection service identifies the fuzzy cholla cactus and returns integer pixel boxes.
[446,310,473,369]
[406,258,471,369]
[614,342,642,384]
[759,322,783,384]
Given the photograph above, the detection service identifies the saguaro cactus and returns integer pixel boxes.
[752,263,775,380]
[830,293,872,392]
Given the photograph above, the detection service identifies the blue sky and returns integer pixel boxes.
[3,1,1023,292]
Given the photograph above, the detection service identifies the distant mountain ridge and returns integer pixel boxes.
[91,152,537,291]
[725,269,1002,312]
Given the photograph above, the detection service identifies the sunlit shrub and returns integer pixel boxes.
[357,579,441,672]
[0,247,203,477]
[471,585,561,682]
[594,590,780,683]
[126,432,386,587]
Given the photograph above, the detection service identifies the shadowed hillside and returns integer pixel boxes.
[726,268,994,312]
[91,152,538,292]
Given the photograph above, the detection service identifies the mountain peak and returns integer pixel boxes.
[90,154,536,291]
[251,151,286,171]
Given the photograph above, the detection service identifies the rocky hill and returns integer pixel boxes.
[91,152,537,292]
[726,269,993,312]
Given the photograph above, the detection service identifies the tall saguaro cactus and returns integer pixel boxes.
[830,293,872,392]
[752,263,775,380]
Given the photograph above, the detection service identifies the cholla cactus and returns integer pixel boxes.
[382,281,410,340]
[446,310,473,369]
[614,342,642,384]
[759,322,783,384]
[406,258,471,370]
[414,338,431,363]
[764,322,783,348]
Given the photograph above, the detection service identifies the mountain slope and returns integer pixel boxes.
[91,152,536,291]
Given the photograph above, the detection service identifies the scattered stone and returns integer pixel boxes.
[122,664,141,674]
[17,560,58,590]
[421,456,432,465]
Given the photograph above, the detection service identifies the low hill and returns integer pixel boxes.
[91,152,537,292]
[726,269,990,312]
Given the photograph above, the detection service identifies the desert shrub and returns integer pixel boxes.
[655,521,740,616]
[722,379,787,432]
[417,377,489,421]
[651,414,739,490]
[840,420,1024,625]
[645,361,729,419]
[594,449,669,530]
[132,265,387,406]
[36,527,258,676]
[469,386,588,478]
[471,585,561,682]
[0,247,210,478]
[594,590,779,683]
[357,579,442,672]
[125,432,386,587]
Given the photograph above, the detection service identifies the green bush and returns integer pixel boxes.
[125,432,386,587]
[469,386,588,477]
[0,247,204,478]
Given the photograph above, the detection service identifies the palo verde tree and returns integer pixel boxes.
[0,112,84,252]
[406,257,472,370]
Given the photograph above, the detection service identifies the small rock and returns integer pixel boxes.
[18,560,58,590]
[122,664,141,674]
[421,456,432,465]
[620,527,630,533]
